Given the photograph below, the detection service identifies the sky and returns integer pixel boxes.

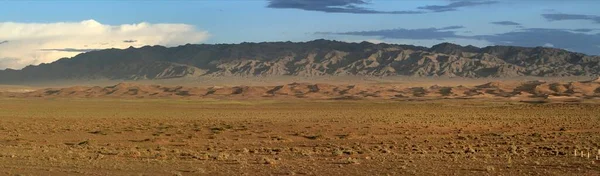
[0,0,599,69]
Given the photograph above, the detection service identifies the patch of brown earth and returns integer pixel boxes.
[8,77,600,102]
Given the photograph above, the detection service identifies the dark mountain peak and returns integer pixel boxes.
[431,42,462,48]
[480,45,529,55]
[305,39,351,46]
[429,42,480,54]
[307,39,335,43]
[359,41,373,45]
[463,45,481,51]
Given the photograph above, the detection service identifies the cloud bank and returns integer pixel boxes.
[490,21,521,26]
[267,0,499,14]
[0,20,209,69]
[322,26,600,55]
[320,26,467,40]
[418,0,498,12]
[542,13,600,24]
[266,0,423,14]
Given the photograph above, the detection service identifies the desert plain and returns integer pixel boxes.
[0,79,600,175]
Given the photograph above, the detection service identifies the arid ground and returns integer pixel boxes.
[0,98,599,175]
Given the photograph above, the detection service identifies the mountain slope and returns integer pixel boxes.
[1,40,599,83]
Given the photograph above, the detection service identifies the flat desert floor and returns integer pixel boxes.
[0,99,599,175]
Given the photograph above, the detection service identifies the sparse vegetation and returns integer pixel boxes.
[0,99,599,175]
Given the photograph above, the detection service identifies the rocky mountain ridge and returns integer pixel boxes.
[1,40,599,83]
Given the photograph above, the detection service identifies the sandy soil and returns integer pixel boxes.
[4,78,600,104]
[0,99,599,175]
[5,76,595,88]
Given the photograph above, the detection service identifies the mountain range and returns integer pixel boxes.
[1,39,599,84]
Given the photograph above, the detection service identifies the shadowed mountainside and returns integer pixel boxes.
[1,40,600,83]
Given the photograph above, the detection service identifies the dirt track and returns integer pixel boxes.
[0,99,599,175]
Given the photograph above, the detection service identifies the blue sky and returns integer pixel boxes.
[0,0,599,69]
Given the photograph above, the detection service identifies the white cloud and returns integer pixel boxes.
[543,43,554,47]
[0,19,210,69]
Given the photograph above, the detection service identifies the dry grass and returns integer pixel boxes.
[0,98,599,175]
